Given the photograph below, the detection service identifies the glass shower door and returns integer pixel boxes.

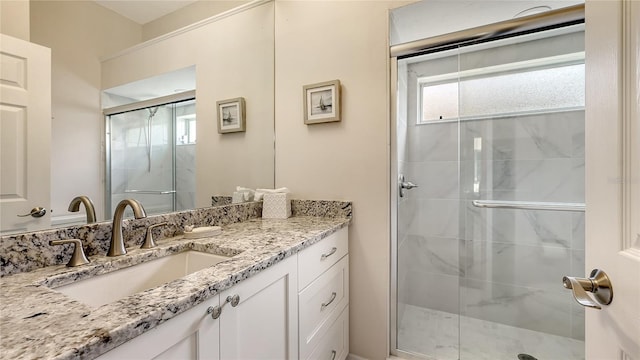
[108,104,176,216]
[395,46,463,360]
[394,24,586,360]
[457,26,586,360]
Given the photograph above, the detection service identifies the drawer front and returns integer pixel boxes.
[298,227,348,289]
[304,306,349,360]
[299,255,348,354]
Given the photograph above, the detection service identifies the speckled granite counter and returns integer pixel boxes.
[0,215,350,360]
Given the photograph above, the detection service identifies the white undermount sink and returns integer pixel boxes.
[53,251,230,308]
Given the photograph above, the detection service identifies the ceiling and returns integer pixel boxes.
[103,65,196,102]
[93,0,198,24]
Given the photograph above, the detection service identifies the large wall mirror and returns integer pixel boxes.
[0,0,274,235]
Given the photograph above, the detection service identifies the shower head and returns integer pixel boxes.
[148,106,159,118]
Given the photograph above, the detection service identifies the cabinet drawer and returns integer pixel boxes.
[299,255,348,355]
[298,227,348,289]
[304,306,349,360]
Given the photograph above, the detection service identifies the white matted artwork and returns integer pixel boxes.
[217,97,246,133]
[303,80,341,124]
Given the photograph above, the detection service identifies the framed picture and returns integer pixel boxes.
[303,80,341,124]
[217,97,246,134]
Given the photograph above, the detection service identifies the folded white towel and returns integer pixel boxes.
[235,186,255,201]
[255,187,290,201]
[183,226,222,239]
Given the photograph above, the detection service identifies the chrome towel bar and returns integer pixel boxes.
[472,200,585,212]
[124,190,176,195]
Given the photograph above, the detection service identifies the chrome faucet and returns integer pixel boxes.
[68,195,96,224]
[108,199,147,257]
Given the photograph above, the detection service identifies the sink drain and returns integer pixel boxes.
[517,354,538,360]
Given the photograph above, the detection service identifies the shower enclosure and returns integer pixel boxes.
[391,5,586,360]
[105,94,196,217]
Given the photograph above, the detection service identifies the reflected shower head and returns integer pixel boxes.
[148,106,159,118]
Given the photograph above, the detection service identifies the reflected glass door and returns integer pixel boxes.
[108,104,176,216]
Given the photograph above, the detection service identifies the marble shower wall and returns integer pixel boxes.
[398,110,585,341]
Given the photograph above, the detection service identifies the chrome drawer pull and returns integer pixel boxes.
[321,247,337,260]
[321,292,337,310]
[330,350,337,360]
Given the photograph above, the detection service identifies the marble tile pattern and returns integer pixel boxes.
[0,212,351,360]
[397,304,584,360]
[398,108,585,340]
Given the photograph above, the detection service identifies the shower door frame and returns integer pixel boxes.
[388,5,585,358]
[103,90,196,217]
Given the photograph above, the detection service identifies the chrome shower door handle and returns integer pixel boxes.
[399,175,419,198]
[562,269,613,310]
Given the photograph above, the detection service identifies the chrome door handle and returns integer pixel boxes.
[17,207,47,218]
[562,269,613,309]
[401,181,418,189]
[399,175,418,198]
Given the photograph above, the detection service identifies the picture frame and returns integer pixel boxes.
[303,80,341,124]
[217,97,246,134]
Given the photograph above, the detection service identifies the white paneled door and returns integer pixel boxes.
[0,34,51,234]
[585,0,640,358]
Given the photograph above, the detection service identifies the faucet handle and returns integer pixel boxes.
[141,222,169,249]
[50,239,90,267]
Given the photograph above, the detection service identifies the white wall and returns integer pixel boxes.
[102,2,275,208]
[142,0,249,41]
[274,1,408,358]
[30,0,142,223]
[1,0,29,40]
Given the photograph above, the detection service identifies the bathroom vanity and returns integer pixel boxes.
[0,201,350,360]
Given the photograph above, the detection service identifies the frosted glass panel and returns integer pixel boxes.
[419,63,584,123]
[421,82,458,122]
[459,64,584,117]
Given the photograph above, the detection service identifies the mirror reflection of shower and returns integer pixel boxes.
[102,66,196,219]
[104,95,196,218]
[144,106,159,172]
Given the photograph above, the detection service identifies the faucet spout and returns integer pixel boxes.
[68,195,97,224]
[108,199,147,257]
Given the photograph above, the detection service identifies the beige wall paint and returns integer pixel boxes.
[30,1,142,222]
[275,1,407,358]
[142,0,249,41]
[102,3,275,208]
[1,0,29,40]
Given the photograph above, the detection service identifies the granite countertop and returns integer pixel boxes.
[0,216,350,360]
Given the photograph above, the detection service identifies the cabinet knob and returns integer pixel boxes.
[207,305,222,319]
[206,294,240,319]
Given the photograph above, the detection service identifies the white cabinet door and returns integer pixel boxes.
[585,0,640,358]
[96,296,220,360]
[0,34,51,234]
[219,255,299,359]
